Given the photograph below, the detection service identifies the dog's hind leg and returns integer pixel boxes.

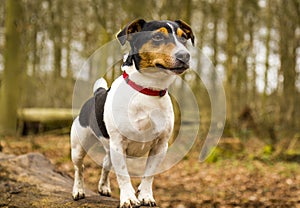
[71,132,86,199]
[98,150,112,197]
[71,117,96,200]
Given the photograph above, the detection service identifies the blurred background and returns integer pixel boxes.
[0,0,299,152]
[0,0,300,207]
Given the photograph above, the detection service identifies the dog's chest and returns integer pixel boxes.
[104,77,174,149]
[125,98,173,156]
[129,97,171,133]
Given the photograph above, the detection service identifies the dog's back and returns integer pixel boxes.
[78,78,109,138]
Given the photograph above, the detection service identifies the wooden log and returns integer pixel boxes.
[17,108,80,135]
[18,108,79,123]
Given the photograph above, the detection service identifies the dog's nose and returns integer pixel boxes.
[175,50,190,64]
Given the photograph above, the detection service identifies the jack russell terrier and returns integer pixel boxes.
[71,19,194,208]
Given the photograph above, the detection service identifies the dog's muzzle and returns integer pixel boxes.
[170,50,190,74]
[175,50,190,64]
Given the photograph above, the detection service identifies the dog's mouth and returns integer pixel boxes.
[155,63,189,75]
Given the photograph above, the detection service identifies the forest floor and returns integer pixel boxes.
[1,134,300,208]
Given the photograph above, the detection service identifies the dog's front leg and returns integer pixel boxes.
[138,141,168,206]
[110,135,140,208]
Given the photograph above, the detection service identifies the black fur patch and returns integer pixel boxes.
[79,87,109,138]
[94,88,109,138]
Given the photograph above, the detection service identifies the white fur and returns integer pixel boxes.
[103,66,175,207]
[93,78,108,92]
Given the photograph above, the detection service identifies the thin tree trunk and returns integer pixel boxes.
[225,0,236,123]
[211,0,219,101]
[65,2,73,79]
[249,21,256,107]
[263,0,272,112]
[32,24,38,76]
[279,0,296,129]
[49,0,62,78]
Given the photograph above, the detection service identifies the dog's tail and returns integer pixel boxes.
[93,78,108,93]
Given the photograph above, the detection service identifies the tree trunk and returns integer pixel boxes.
[49,0,62,78]
[263,0,272,112]
[31,23,38,77]
[279,0,297,130]
[65,2,73,79]
[0,0,24,135]
[249,21,256,108]
[211,0,219,100]
[225,0,236,123]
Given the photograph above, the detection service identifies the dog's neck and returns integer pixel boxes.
[121,61,177,91]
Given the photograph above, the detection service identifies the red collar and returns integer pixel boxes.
[123,71,167,97]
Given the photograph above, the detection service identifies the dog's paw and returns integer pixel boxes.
[138,194,156,207]
[139,196,156,207]
[72,177,85,201]
[72,190,85,201]
[120,199,141,208]
[98,185,111,197]
[120,193,140,208]
[72,182,85,201]
[140,198,156,207]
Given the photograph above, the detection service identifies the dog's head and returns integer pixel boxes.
[117,19,194,75]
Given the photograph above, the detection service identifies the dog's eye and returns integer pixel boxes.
[152,33,164,42]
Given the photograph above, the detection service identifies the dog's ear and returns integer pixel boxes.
[117,19,146,46]
[174,20,195,46]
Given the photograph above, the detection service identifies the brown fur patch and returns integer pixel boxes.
[157,27,169,37]
[176,28,184,37]
[139,41,177,70]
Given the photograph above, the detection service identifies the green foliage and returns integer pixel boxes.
[263,145,273,156]
[205,147,221,163]
[205,146,242,163]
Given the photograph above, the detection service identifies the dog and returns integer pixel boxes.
[71,19,194,208]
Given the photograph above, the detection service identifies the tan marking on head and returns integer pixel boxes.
[138,41,177,70]
[177,28,184,37]
[157,27,169,37]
